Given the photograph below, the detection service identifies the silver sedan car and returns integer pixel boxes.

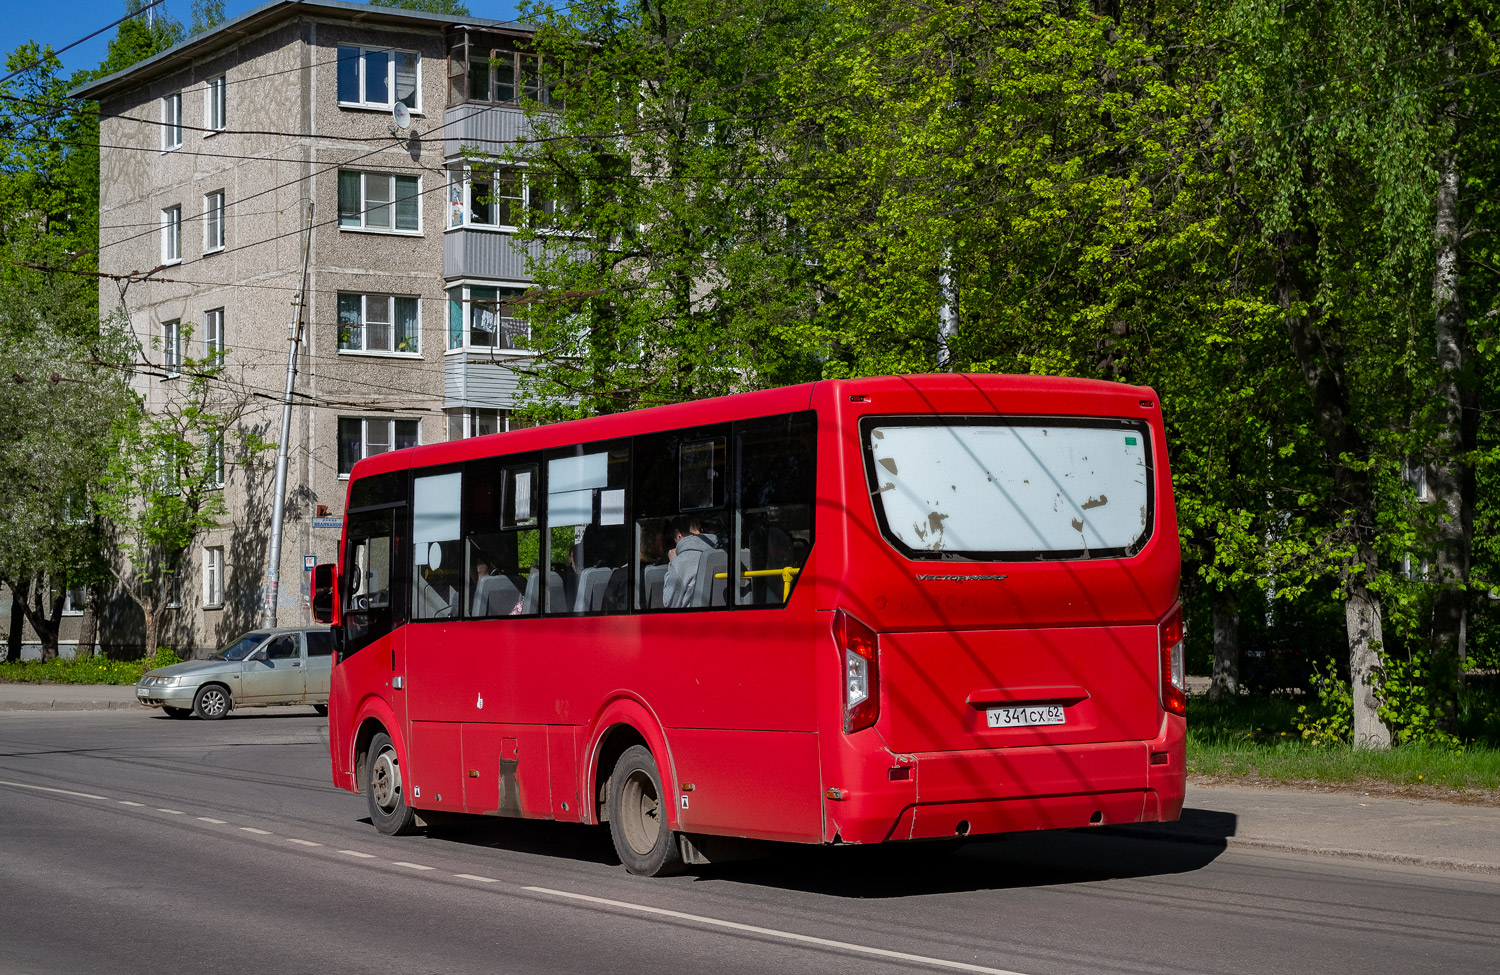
[135,627,334,720]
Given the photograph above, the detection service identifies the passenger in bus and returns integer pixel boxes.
[663,516,718,608]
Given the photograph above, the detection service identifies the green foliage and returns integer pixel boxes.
[1379,653,1464,750]
[0,646,180,685]
[368,0,471,14]
[1294,660,1355,746]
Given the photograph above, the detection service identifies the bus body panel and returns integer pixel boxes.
[328,374,1186,852]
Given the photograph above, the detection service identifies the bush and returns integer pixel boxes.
[1294,659,1353,746]
[0,647,180,685]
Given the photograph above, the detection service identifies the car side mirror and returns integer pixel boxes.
[249,648,267,663]
[312,563,336,623]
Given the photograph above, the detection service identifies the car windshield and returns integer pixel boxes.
[215,634,268,661]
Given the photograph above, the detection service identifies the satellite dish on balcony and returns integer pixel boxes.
[389,102,411,135]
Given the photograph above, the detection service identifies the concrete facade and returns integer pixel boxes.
[24,0,544,657]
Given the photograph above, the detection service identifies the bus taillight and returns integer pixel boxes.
[835,610,880,733]
[1159,606,1186,716]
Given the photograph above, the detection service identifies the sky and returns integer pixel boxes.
[2,1,524,80]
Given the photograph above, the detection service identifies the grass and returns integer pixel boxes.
[1186,690,1500,792]
[0,648,180,686]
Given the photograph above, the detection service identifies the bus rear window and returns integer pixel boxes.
[863,417,1153,561]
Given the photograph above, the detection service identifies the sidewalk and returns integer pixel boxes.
[4,683,1498,875]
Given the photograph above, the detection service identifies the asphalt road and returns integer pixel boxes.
[1,710,1496,975]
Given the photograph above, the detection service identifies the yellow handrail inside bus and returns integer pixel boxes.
[715,565,801,602]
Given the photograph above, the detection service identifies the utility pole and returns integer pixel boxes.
[262,203,314,629]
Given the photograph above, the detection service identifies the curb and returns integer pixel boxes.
[0,700,139,711]
[1101,824,1500,876]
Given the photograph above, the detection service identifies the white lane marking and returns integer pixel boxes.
[454,874,498,883]
[0,779,108,801]
[523,887,1033,975]
[119,801,144,807]
[157,809,184,815]
[392,861,435,871]
[198,817,228,824]
[287,839,322,847]
[338,850,376,858]
[239,827,272,835]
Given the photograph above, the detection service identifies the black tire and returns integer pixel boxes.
[366,731,420,836]
[162,706,193,719]
[191,684,231,720]
[607,744,684,877]
[312,704,328,717]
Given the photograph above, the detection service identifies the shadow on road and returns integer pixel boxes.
[406,807,1237,895]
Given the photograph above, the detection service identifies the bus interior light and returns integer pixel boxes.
[1159,606,1186,715]
[835,610,880,733]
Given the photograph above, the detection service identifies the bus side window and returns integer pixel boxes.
[343,509,396,657]
[464,457,539,618]
[544,444,630,616]
[633,426,730,610]
[412,472,463,621]
[734,412,816,606]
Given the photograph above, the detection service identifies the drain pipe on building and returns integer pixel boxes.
[262,203,314,629]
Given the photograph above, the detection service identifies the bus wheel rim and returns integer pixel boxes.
[621,769,660,856]
[371,750,401,810]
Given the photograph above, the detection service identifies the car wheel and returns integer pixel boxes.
[312,704,328,717]
[192,684,231,720]
[607,744,684,877]
[162,706,193,719]
[366,732,420,836]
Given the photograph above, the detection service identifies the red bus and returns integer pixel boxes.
[319,373,1186,875]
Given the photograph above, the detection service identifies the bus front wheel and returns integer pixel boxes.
[608,745,684,877]
[366,732,420,836]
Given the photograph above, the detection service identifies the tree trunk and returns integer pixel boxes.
[1427,140,1471,729]
[5,579,26,663]
[19,576,63,662]
[1346,576,1392,748]
[77,582,99,659]
[1210,587,1240,702]
[142,607,160,661]
[1275,228,1391,747]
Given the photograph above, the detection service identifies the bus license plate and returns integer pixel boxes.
[986,705,1066,729]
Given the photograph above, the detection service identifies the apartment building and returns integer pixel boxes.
[50,0,548,655]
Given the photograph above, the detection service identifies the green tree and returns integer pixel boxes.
[369,0,472,15]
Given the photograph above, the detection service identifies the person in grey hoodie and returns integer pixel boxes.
[663,516,718,608]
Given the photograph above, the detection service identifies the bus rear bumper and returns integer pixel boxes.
[830,712,1186,844]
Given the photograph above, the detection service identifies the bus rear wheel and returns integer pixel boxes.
[366,731,420,836]
[608,745,684,877]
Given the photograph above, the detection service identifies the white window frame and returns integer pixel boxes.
[204,307,225,365]
[337,417,422,477]
[61,585,87,616]
[161,205,181,264]
[163,320,182,378]
[205,431,225,489]
[445,280,532,353]
[338,170,422,234]
[203,189,225,253]
[203,546,224,609]
[204,75,226,132]
[445,407,530,440]
[337,293,422,356]
[446,164,523,231]
[162,91,182,150]
[336,45,422,112]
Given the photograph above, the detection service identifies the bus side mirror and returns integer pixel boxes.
[312,563,336,623]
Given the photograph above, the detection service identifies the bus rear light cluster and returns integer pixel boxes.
[1159,605,1186,715]
[835,610,880,733]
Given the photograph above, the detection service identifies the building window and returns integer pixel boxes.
[61,585,87,616]
[338,171,420,233]
[203,547,224,608]
[445,408,533,440]
[337,45,420,110]
[338,294,420,354]
[205,431,225,489]
[162,91,182,150]
[338,417,420,476]
[204,308,225,366]
[203,190,225,252]
[446,165,573,231]
[161,205,181,263]
[446,283,530,351]
[462,48,560,108]
[163,320,182,378]
[205,75,226,131]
